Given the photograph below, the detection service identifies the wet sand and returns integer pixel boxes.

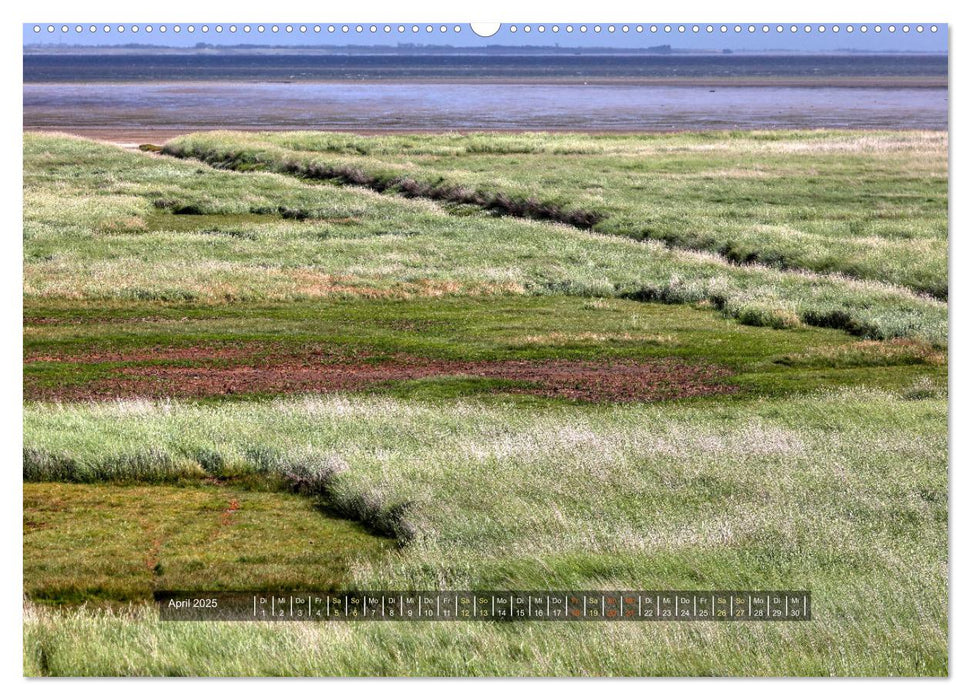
[24,81,948,135]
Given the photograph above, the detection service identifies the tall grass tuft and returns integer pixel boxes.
[23,446,191,483]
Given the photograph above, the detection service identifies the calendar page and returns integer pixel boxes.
[20,12,949,679]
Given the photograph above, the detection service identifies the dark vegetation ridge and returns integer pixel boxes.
[159,143,866,286]
[158,143,606,230]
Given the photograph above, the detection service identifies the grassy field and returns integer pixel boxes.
[23,391,948,675]
[26,132,946,344]
[163,130,948,298]
[24,296,945,402]
[22,131,948,676]
[25,482,393,604]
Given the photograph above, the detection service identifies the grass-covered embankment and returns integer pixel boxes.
[25,133,947,344]
[163,129,949,299]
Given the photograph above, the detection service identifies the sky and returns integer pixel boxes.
[23,22,948,52]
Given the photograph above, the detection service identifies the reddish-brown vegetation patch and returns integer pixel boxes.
[25,346,735,403]
[24,342,353,365]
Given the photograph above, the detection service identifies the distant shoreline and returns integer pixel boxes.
[23,76,948,88]
[24,52,947,87]
[23,126,949,147]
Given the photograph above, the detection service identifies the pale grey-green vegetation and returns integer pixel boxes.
[23,390,947,675]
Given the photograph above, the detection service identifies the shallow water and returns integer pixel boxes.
[23,82,947,132]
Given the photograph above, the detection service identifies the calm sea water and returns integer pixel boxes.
[22,54,948,132]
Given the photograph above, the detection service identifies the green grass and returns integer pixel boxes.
[23,390,947,675]
[22,130,949,676]
[164,129,949,298]
[24,133,947,344]
[24,482,395,604]
[23,599,946,676]
[24,296,945,401]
